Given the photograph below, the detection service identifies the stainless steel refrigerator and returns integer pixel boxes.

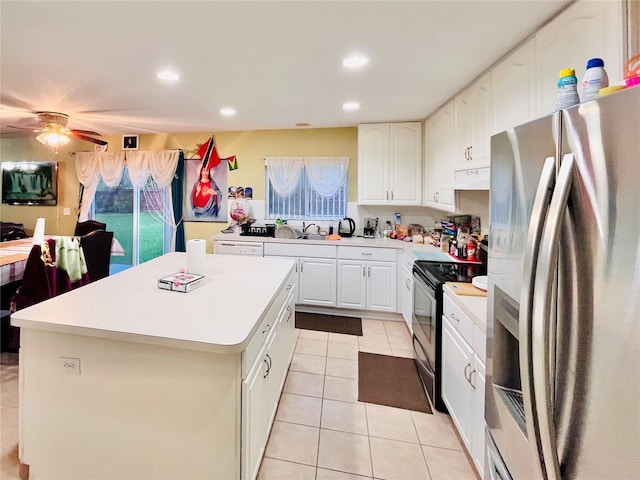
[485,86,640,479]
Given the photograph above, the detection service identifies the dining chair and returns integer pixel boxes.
[80,230,114,282]
[74,220,107,237]
[10,238,91,312]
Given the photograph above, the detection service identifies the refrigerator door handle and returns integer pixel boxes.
[532,153,576,480]
[519,156,556,466]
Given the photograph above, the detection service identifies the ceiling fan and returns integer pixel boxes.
[6,111,108,147]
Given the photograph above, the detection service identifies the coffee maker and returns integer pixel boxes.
[363,217,378,238]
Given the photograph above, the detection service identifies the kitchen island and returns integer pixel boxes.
[11,252,297,480]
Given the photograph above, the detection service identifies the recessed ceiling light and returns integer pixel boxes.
[220,107,236,117]
[342,102,361,111]
[157,70,180,81]
[342,55,369,68]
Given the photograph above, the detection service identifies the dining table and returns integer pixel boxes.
[0,236,125,286]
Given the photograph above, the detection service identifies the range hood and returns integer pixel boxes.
[452,167,490,190]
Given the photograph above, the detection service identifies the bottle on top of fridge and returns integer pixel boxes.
[582,58,609,101]
[556,68,580,110]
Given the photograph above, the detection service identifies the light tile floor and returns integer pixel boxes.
[258,318,478,480]
[0,319,478,480]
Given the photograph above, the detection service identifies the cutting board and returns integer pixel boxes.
[447,282,487,297]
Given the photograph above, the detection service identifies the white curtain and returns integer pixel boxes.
[74,151,180,248]
[264,157,304,196]
[304,156,349,197]
[125,150,180,188]
[74,152,125,221]
[125,150,181,250]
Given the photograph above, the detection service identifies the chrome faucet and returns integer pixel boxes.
[302,222,316,233]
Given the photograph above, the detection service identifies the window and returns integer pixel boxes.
[265,157,348,221]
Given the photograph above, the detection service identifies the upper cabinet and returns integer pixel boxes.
[491,38,537,135]
[358,122,422,205]
[454,73,491,171]
[423,101,457,212]
[535,0,623,117]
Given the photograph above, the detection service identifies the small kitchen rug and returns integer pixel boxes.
[295,312,363,336]
[358,352,431,414]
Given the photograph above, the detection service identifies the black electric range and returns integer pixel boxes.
[414,261,486,288]
[411,260,486,412]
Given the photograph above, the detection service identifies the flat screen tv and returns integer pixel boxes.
[2,161,58,206]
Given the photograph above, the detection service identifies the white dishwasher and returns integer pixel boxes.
[213,240,263,257]
[214,240,264,256]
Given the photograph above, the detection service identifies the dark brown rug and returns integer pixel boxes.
[295,312,362,336]
[358,352,432,413]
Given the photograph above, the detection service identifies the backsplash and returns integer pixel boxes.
[242,190,489,237]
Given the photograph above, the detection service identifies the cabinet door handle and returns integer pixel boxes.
[464,363,471,383]
[286,305,292,322]
[286,283,293,291]
[368,266,371,277]
[464,146,469,160]
[391,191,394,200]
[262,323,271,334]
[362,266,366,277]
[469,368,477,390]
[450,313,460,322]
[361,252,372,256]
[300,263,303,273]
[406,278,412,290]
[386,191,389,200]
[469,145,473,160]
[263,356,271,378]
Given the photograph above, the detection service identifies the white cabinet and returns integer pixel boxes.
[337,246,397,312]
[491,38,537,134]
[358,122,422,206]
[441,293,486,478]
[242,288,296,480]
[264,243,337,307]
[336,260,367,309]
[299,257,337,306]
[535,0,623,117]
[442,315,474,447]
[423,101,457,212]
[454,73,491,171]
[399,252,414,332]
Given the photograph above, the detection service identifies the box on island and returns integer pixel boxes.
[158,272,205,293]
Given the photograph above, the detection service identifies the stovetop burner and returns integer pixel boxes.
[414,260,486,286]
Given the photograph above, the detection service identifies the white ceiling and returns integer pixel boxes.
[0,1,571,137]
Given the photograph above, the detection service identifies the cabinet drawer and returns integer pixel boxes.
[443,293,472,344]
[337,246,397,262]
[264,242,336,258]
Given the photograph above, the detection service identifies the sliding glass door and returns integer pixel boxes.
[93,166,170,273]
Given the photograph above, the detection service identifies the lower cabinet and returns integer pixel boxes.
[299,257,337,306]
[264,243,338,307]
[242,285,296,480]
[399,253,414,333]
[336,246,397,312]
[441,295,486,478]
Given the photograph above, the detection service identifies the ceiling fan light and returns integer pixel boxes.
[36,132,69,146]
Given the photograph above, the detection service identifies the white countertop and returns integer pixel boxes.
[442,283,487,333]
[212,232,476,263]
[11,252,295,354]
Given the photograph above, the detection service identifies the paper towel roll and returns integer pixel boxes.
[33,217,45,245]
[186,239,207,275]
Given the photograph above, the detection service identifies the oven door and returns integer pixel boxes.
[412,272,438,403]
